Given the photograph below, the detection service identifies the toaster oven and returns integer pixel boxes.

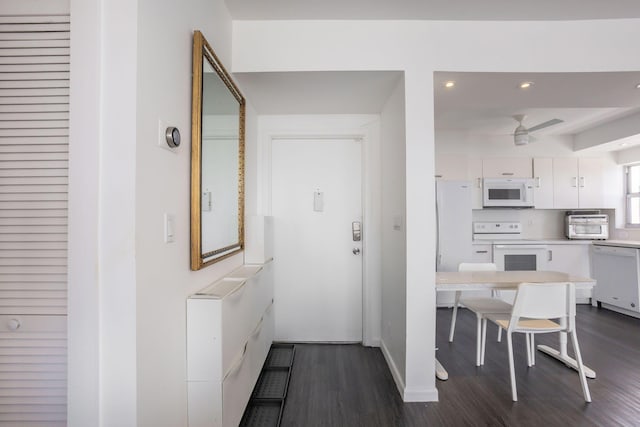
[565,212,609,240]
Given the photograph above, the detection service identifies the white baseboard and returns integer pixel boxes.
[380,340,439,402]
[379,340,406,398]
[403,386,439,402]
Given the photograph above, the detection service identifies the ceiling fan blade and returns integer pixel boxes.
[527,118,564,133]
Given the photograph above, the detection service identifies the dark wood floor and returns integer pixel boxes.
[280,305,640,427]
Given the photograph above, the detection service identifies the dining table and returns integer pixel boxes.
[435,270,596,381]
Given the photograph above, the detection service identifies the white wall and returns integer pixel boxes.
[379,76,408,394]
[135,1,246,426]
[232,18,640,401]
[69,0,249,425]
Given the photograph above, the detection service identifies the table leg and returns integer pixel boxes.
[435,357,449,381]
[537,330,596,379]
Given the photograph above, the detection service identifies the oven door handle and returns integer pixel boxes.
[494,244,548,250]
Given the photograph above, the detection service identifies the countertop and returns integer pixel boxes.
[473,239,594,245]
[591,240,640,249]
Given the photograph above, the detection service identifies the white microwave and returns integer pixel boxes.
[483,178,534,208]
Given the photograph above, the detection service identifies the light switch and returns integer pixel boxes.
[164,213,176,243]
[313,190,324,212]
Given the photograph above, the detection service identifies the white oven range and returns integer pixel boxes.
[473,221,548,271]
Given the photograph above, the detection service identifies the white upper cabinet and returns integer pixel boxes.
[553,158,603,209]
[533,158,554,209]
[435,153,468,180]
[482,157,533,178]
[576,158,604,208]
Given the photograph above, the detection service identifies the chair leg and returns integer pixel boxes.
[570,330,592,403]
[497,327,502,342]
[530,334,536,366]
[481,318,487,365]
[507,332,518,401]
[476,314,482,366]
[449,291,461,342]
[526,332,532,367]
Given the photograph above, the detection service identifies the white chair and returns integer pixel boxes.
[449,262,512,366]
[484,282,591,402]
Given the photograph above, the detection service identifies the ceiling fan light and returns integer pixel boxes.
[514,132,529,146]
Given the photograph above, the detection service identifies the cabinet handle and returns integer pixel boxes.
[548,250,553,261]
[535,177,541,188]
[580,176,585,188]
[227,280,247,299]
[224,341,248,380]
[7,319,20,331]
[572,177,578,187]
[477,177,481,188]
[502,172,514,176]
[476,250,488,254]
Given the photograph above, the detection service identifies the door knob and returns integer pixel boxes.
[352,248,360,255]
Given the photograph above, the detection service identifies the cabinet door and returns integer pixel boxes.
[578,158,603,208]
[553,158,579,209]
[482,157,532,178]
[435,153,467,180]
[533,158,554,209]
[471,244,492,262]
[468,158,483,209]
[547,244,592,302]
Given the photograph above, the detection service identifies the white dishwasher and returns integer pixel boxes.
[591,243,640,317]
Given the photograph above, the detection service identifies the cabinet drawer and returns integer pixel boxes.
[0,315,65,334]
[222,338,253,427]
[221,281,253,376]
[249,302,274,384]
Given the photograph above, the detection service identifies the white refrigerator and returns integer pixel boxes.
[436,180,472,304]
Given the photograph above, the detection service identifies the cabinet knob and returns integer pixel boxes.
[7,319,20,331]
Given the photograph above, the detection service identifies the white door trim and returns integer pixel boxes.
[259,117,381,346]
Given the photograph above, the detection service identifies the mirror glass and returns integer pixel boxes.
[191,30,245,270]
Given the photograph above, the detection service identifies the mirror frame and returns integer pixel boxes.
[190,30,245,270]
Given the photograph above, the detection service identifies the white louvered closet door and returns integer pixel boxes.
[0,12,69,427]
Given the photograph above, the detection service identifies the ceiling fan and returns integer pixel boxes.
[512,114,564,146]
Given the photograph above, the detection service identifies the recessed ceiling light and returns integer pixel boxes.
[636,83,640,89]
[444,81,455,88]
[520,81,534,89]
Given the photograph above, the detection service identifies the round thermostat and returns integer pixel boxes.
[165,127,181,148]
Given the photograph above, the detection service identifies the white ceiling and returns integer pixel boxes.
[434,71,640,136]
[236,70,640,152]
[235,71,403,115]
[225,0,640,21]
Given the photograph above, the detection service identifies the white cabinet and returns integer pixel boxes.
[468,158,484,209]
[482,157,532,178]
[546,243,592,302]
[533,158,554,209]
[553,158,603,209]
[435,153,468,180]
[187,264,274,427]
[472,244,492,263]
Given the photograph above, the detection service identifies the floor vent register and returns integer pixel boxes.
[240,344,295,427]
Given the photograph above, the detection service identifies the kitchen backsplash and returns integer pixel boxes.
[472,208,616,240]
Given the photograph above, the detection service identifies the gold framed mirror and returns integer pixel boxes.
[191,30,245,270]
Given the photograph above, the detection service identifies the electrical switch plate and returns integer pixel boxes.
[164,213,176,243]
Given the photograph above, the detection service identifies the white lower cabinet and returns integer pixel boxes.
[546,243,592,302]
[187,262,274,427]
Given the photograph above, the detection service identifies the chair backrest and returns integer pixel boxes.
[458,262,497,272]
[510,282,576,331]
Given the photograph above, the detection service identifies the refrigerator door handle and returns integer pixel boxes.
[435,182,441,268]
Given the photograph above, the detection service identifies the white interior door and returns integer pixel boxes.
[271,138,362,342]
